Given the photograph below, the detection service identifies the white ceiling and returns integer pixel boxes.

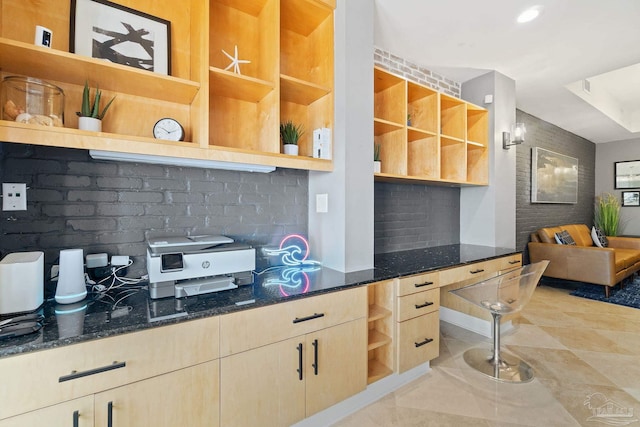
[373,0,640,144]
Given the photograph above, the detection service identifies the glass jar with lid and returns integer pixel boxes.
[1,76,65,127]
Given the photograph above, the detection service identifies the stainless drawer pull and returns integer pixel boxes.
[470,269,485,274]
[414,281,434,288]
[59,361,126,382]
[415,338,433,348]
[293,313,325,324]
[509,260,521,265]
[415,301,434,309]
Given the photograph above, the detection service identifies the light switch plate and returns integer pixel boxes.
[2,183,27,211]
[316,193,328,213]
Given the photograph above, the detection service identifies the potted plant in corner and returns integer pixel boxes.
[594,193,621,236]
[280,120,303,156]
[76,80,115,132]
[374,143,381,173]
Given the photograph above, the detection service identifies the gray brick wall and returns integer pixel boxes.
[515,110,596,258]
[374,47,461,98]
[0,143,308,276]
[374,182,460,253]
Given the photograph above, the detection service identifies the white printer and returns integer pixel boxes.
[146,235,255,299]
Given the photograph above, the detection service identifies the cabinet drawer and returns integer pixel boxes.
[440,259,497,285]
[396,312,439,373]
[0,316,219,420]
[396,271,439,296]
[497,254,523,272]
[397,288,439,322]
[220,286,367,356]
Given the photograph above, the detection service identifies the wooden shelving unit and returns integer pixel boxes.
[0,0,335,172]
[367,280,394,385]
[373,67,489,186]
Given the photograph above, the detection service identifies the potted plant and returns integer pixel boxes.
[374,143,381,173]
[76,80,115,132]
[594,193,621,236]
[280,120,303,156]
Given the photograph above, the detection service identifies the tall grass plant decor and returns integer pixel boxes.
[594,193,621,236]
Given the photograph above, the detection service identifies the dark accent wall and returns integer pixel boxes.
[0,143,308,276]
[515,110,596,256]
[374,182,460,253]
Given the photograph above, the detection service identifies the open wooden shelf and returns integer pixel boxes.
[280,74,331,105]
[210,67,274,102]
[368,329,392,351]
[281,0,333,36]
[372,67,488,186]
[369,304,392,323]
[0,38,200,105]
[367,359,393,385]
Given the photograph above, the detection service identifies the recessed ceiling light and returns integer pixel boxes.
[517,6,543,23]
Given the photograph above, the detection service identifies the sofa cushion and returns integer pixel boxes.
[615,248,640,270]
[555,230,576,245]
[538,224,594,246]
[591,226,609,248]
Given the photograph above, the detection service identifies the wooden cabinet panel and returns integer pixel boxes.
[220,286,366,356]
[306,319,367,416]
[0,316,219,420]
[367,280,394,384]
[0,396,94,427]
[396,288,439,322]
[397,271,439,297]
[95,361,219,427]
[220,337,305,427]
[396,312,439,373]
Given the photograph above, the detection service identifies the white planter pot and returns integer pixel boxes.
[283,144,298,156]
[374,161,381,173]
[78,117,102,132]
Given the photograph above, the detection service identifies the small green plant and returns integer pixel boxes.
[76,80,115,120]
[594,193,621,236]
[374,144,381,161]
[407,113,412,126]
[280,120,304,145]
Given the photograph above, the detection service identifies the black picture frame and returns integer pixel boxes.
[622,191,640,207]
[614,160,640,189]
[70,0,171,75]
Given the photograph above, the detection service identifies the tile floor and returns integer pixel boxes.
[335,283,640,426]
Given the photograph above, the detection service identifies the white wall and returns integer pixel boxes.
[596,137,640,236]
[460,72,516,249]
[308,0,375,271]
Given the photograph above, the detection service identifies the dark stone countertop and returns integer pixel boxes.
[0,244,518,358]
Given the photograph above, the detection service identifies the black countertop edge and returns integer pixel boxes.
[0,244,520,358]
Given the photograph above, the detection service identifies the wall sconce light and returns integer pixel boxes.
[503,123,526,149]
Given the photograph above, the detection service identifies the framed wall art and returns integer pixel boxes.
[614,160,640,189]
[70,0,171,75]
[622,191,640,207]
[531,147,578,204]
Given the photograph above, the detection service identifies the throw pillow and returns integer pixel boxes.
[591,226,609,248]
[554,230,576,245]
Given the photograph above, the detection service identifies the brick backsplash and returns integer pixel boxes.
[0,143,308,276]
[374,47,461,98]
[515,110,596,259]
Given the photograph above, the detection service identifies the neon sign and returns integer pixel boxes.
[262,234,321,296]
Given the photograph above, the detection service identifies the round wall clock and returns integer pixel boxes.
[153,118,185,141]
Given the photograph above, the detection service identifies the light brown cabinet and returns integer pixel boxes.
[366,280,394,384]
[0,316,220,424]
[374,66,489,185]
[219,287,367,426]
[0,0,334,171]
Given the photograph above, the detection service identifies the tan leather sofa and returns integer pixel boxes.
[528,224,640,298]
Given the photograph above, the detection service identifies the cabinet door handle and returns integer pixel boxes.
[59,361,126,382]
[470,269,485,274]
[73,410,79,427]
[297,343,303,381]
[293,313,325,324]
[414,281,434,288]
[107,401,113,427]
[312,339,319,375]
[415,301,434,309]
[509,260,521,265]
[415,338,433,348]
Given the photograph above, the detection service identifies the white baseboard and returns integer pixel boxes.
[292,363,431,427]
[439,306,513,338]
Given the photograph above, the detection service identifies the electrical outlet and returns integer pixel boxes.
[2,183,27,211]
